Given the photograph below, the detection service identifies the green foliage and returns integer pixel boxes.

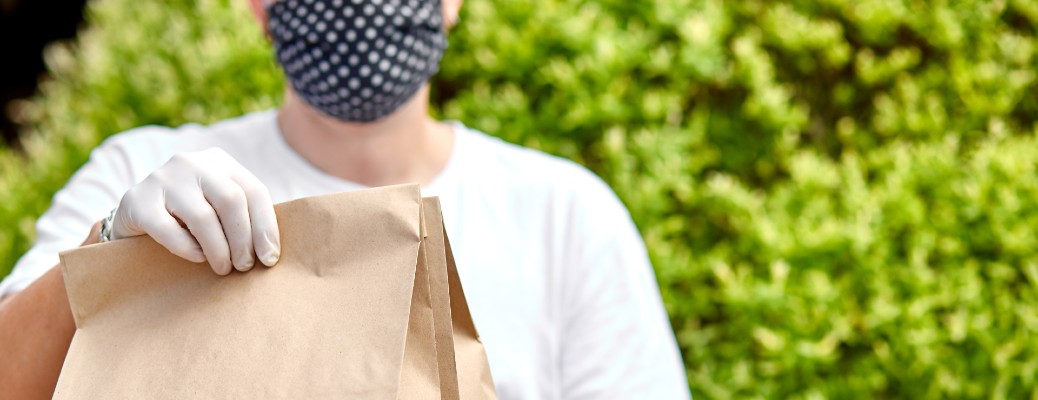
[2,0,1038,397]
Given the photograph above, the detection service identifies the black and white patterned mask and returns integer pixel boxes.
[268,0,447,122]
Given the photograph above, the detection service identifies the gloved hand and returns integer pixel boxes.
[111,148,281,275]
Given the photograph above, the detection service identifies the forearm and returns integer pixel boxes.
[0,265,75,398]
[0,222,100,399]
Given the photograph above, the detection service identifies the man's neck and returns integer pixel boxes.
[276,86,455,188]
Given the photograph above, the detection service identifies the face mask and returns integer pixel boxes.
[267,0,447,122]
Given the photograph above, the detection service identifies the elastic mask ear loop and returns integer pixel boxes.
[445,13,459,31]
[262,0,277,43]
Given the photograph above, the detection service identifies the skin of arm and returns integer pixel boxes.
[0,221,101,399]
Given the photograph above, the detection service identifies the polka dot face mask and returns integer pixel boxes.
[268,0,447,122]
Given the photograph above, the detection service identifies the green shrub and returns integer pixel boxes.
[2,0,1038,397]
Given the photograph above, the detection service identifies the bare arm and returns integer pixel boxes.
[0,222,100,399]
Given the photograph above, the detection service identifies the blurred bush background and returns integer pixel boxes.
[2,0,1038,397]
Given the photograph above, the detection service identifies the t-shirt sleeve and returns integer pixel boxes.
[559,170,691,399]
[0,132,146,298]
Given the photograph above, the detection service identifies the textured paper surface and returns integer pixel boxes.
[54,184,495,399]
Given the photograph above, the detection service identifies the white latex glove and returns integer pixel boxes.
[111,148,281,275]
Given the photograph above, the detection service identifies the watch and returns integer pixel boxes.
[99,208,117,243]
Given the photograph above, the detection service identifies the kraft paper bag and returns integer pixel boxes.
[54,184,497,399]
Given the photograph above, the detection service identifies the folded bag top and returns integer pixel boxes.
[55,184,496,400]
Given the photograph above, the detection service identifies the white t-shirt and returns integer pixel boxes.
[0,110,690,399]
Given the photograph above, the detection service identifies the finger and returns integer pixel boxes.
[140,209,206,263]
[113,188,205,263]
[111,186,152,239]
[166,190,234,275]
[227,164,280,267]
[200,175,256,272]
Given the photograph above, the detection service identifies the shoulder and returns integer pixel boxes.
[91,110,278,179]
[455,124,631,225]
[458,125,611,192]
[99,110,276,154]
[460,123,622,207]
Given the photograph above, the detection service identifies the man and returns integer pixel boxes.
[0,0,691,398]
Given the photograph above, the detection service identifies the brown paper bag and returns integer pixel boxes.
[54,184,497,399]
